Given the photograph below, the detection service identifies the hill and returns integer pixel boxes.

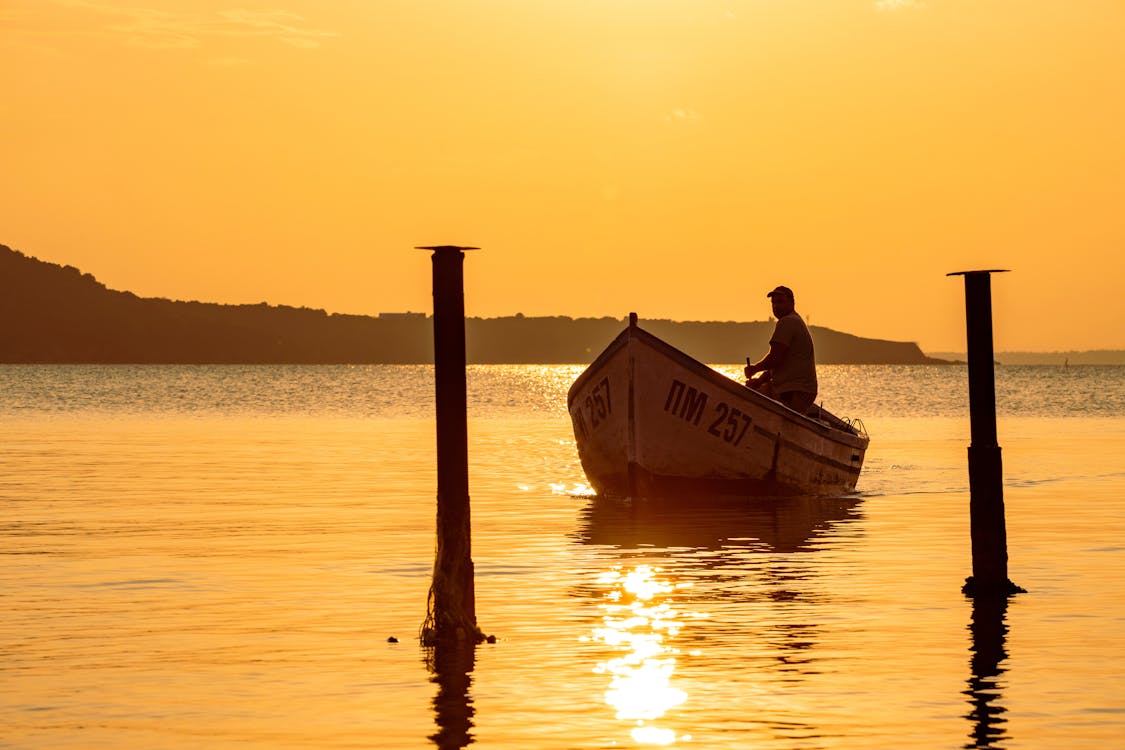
[927,351,1125,365]
[1,243,948,364]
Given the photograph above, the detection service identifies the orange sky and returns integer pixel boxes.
[3,0,1123,352]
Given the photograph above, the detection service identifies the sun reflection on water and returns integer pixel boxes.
[547,481,596,497]
[586,565,700,745]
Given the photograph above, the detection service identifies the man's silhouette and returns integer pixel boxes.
[744,285,818,414]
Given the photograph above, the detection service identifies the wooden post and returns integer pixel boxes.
[419,245,485,644]
[948,269,1024,596]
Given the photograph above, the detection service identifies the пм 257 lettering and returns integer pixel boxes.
[663,379,752,447]
[573,376,612,438]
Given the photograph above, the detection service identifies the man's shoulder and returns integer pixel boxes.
[771,313,810,343]
[776,312,808,330]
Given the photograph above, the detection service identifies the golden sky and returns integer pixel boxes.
[3,0,1123,352]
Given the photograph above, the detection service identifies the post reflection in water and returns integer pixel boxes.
[427,640,477,750]
[577,494,863,746]
[964,595,1012,749]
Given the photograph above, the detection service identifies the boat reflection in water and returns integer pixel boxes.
[577,493,862,555]
[575,493,863,746]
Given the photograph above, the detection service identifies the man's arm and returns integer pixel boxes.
[744,341,789,379]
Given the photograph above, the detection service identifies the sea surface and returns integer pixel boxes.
[1,364,1123,749]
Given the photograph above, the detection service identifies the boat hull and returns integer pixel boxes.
[567,323,869,497]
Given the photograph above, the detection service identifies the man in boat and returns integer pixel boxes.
[744,285,818,414]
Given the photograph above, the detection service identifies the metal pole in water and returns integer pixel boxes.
[419,245,485,643]
[947,269,1024,596]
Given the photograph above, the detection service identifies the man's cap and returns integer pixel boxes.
[766,285,794,301]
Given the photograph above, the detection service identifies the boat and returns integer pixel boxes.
[567,314,869,497]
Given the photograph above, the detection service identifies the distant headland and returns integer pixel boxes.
[0,243,959,365]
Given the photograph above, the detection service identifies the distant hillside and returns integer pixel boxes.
[1,243,947,364]
[927,351,1125,365]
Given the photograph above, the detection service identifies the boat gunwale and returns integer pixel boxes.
[569,322,868,449]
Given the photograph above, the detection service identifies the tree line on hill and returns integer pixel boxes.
[1,243,949,364]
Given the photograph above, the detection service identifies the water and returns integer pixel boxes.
[1,364,1123,749]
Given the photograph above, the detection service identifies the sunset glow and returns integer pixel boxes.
[3,1,1123,351]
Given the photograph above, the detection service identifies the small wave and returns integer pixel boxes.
[77,578,184,589]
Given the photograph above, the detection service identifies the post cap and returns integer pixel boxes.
[947,269,1010,277]
[416,245,479,252]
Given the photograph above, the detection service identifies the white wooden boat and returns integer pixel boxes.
[567,316,869,497]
